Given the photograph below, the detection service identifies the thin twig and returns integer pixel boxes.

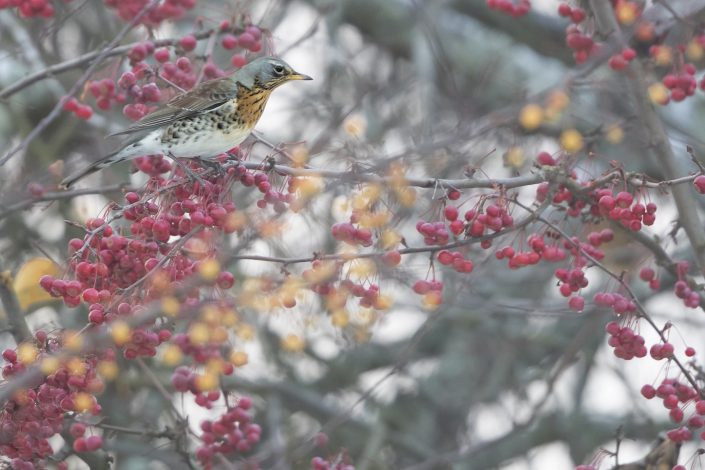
[0,28,222,101]
[0,184,131,220]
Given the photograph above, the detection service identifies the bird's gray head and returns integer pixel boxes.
[236,56,312,90]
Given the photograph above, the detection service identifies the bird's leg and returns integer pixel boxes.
[168,152,208,187]
[194,157,225,175]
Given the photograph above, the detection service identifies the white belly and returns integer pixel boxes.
[164,128,251,158]
[120,128,252,161]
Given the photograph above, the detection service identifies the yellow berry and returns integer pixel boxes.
[63,331,83,351]
[615,1,639,25]
[161,344,183,366]
[66,357,86,376]
[331,310,349,327]
[421,291,443,310]
[290,145,309,167]
[110,321,131,346]
[97,360,119,381]
[504,147,525,169]
[518,104,544,131]
[40,356,60,375]
[195,372,219,392]
[648,83,669,105]
[188,322,210,346]
[343,114,366,137]
[198,259,220,282]
[161,296,181,316]
[17,343,38,365]
[686,40,704,61]
[560,129,584,153]
[653,46,672,66]
[230,350,249,367]
[281,333,305,352]
[73,392,94,412]
[546,90,570,112]
[605,125,624,144]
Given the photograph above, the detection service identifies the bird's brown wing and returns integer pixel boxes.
[110,77,238,136]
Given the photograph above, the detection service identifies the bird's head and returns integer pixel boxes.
[240,57,312,90]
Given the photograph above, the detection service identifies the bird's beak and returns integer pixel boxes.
[289,72,313,81]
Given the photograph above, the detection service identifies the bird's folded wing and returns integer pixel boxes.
[109,77,239,137]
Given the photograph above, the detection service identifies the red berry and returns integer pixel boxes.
[75,105,93,120]
[222,34,238,50]
[639,267,655,281]
[696,400,705,415]
[70,423,86,438]
[570,8,586,23]
[694,175,705,194]
[82,288,100,304]
[608,55,628,71]
[447,189,461,200]
[85,435,103,451]
[231,54,247,68]
[568,295,585,312]
[154,47,170,62]
[670,407,684,423]
[179,34,197,51]
[557,3,572,17]
[2,349,17,363]
[536,151,556,166]
[412,280,431,295]
[640,384,656,399]
[444,206,458,221]
[73,437,88,452]
[63,97,79,112]
[622,47,637,61]
[88,310,104,324]
[382,250,401,266]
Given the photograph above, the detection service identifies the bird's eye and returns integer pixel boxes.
[273,65,285,76]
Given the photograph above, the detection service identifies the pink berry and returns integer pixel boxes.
[82,288,100,304]
[640,384,656,399]
[639,267,655,281]
[222,34,238,50]
[75,105,93,120]
[694,175,705,194]
[154,47,170,63]
[231,54,247,68]
[85,435,103,451]
[70,423,86,438]
[444,206,458,221]
[557,3,572,16]
[179,34,197,51]
[568,295,585,312]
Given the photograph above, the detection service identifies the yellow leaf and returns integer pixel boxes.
[13,258,60,311]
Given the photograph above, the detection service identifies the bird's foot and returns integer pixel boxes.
[170,156,208,188]
[194,157,225,175]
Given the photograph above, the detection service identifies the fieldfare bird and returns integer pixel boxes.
[61,56,311,188]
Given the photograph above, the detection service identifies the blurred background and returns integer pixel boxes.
[3,0,705,468]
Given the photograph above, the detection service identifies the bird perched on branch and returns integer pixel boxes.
[60,56,311,188]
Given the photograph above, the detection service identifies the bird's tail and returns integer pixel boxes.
[60,151,126,189]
